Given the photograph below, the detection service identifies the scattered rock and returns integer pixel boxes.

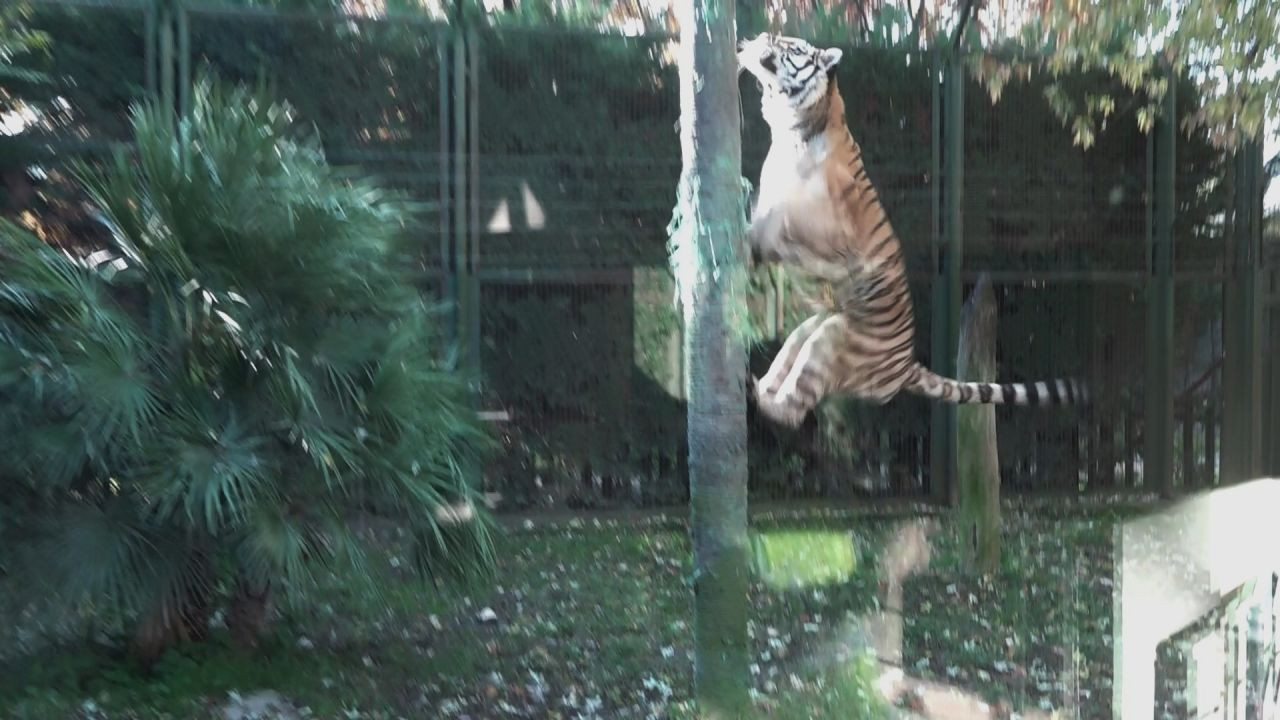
[221,690,301,720]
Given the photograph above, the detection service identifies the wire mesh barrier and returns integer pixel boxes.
[182,3,451,296]
[474,28,679,270]
[5,1,153,250]
[18,0,153,148]
[10,2,1276,509]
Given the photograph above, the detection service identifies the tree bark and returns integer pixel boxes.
[131,550,213,664]
[956,273,1001,574]
[228,578,274,650]
[671,1,749,716]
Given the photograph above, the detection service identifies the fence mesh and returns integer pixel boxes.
[184,6,451,279]
[9,5,1274,506]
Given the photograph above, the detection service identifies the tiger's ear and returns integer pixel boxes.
[819,47,843,71]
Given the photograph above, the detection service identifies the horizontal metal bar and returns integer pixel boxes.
[28,0,148,11]
[958,270,1146,284]
[477,267,635,284]
[182,1,448,27]
[476,24,675,43]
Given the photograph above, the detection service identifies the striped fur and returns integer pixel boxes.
[738,33,1087,428]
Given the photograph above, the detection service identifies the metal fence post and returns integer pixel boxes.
[930,53,961,505]
[468,25,481,375]
[1221,137,1264,483]
[448,23,480,378]
[1266,262,1280,476]
[158,0,175,124]
[177,1,189,119]
[1145,80,1176,497]
[144,2,157,99]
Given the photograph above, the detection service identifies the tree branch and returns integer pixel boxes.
[951,0,975,53]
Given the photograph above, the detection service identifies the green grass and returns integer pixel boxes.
[1,508,1131,719]
[1,515,891,719]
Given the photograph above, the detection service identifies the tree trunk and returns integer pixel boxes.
[671,2,749,716]
[131,551,213,664]
[956,273,1001,574]
[228,578,274,650]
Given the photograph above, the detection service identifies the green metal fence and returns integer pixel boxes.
[15,0,1276,507]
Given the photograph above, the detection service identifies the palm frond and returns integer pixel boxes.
[3,75,499,651]
[236,505,320,594]
[141,403,276,533]
[12,497,193,625]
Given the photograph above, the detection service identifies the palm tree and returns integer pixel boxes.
[0,79,494,661]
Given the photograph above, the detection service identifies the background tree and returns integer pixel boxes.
[0,4,49,216]
[0,79,495,662]
[747,0,1278,149]
[668,0,749,716]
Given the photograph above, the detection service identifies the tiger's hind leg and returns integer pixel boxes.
[756,314,848,428]
[757,313,827,396]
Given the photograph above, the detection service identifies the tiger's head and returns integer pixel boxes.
[737,33,843,128]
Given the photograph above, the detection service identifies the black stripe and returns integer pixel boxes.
[978,384,994,402]
[879,362,916,388]
[1046,380,1062,404]
[857,319,911,346]
[1025,383,1040,403]
[841,331,914,360]
[863,354,915,386]
[862,281,912,314]
[862,302,913,331]
[866,222,894,253]
[1001,383,1017,402]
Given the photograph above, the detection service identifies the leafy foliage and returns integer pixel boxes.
[0,78,494,651]
[978,0,1279,149]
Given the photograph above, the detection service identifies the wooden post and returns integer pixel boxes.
[957,274,1000,573]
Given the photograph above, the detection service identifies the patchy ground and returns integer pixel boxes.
[1,505,1132,719]
[900,514,1118,719]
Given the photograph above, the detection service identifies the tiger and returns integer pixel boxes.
[737,32,1087,428]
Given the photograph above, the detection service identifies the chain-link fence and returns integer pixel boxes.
[11,0,1276,509]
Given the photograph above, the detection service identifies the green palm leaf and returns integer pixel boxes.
[142,404,275,533]
[2,76,496,655]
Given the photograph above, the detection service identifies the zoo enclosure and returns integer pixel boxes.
[16,0,1280,506]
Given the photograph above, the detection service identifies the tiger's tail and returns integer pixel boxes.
[903,366,1088,405]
